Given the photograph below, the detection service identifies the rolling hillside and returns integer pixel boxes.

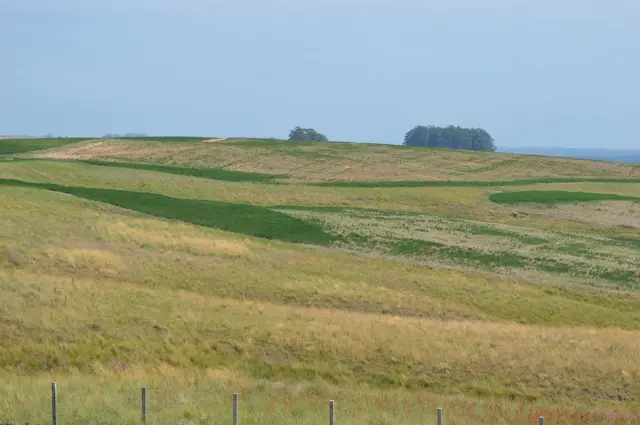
[26,137,639,182]
[1,137,640,425]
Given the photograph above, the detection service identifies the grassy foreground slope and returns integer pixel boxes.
[1,188,640,406]
[2,138,640,424]
[30,137,640,182]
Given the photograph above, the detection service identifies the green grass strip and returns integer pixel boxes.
[81,160,288,183]
[0,138,92,155]
[490,191,640,205]
[0,178,334,245]
[312,177,640,188]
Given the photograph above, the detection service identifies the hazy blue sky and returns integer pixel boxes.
[1,0,638,148]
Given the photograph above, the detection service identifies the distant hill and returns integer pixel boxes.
[25,137,639,182]
[498,146,640,164]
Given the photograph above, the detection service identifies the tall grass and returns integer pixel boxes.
[2,269,640,401]
[3,372,638,425]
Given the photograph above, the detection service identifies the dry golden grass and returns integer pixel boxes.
[2,268,640,403]
[29,138,639,182]
[104,220,251,256]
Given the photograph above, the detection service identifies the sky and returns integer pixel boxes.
[1,0,638,148]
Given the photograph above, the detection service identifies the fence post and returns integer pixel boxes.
[329,400,335,425]
[142,387,147,425]
[539,417,544,425]
[51,382,57,425]
[437,407,443,425]
[233,393,239,425]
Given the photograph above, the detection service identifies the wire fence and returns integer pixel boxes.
[41,382,552,425]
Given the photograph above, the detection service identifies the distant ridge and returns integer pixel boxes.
[498,146,640,164]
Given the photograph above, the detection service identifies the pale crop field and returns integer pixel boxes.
[281,208,640,289]
[29,138,640,182]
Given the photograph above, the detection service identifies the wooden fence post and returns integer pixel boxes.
[329,400,335,425]
[142,387,147,425]
[437,407,443,425]
[233,393,238,425]
[51,382,57,425]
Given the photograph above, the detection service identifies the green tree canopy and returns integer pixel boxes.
[288,126,328,142]
[404,125,496,152]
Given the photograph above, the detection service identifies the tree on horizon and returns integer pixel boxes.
[403,125,496,152]
[288,126,328,142]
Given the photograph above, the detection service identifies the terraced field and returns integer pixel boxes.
[1,137,640,425]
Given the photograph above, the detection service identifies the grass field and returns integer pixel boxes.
[2,137,640,424]
[29,137,640,182]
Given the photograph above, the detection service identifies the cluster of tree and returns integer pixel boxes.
[286,125,495,151]
[288,126,328,142]
[403,125,496,152]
